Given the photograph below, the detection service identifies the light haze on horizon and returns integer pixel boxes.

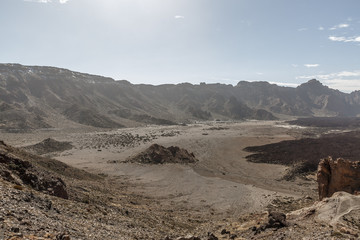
[1,0,360,92]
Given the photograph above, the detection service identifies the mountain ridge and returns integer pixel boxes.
[1,63,359,130]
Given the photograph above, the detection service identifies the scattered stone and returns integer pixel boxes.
[11,227,20,233]
[220,229,230,235]
[56,233,71,240]
[267,212,287,229]
[229,234,237,239]
[207,232,218,240]
[253,211,287,235]
[175,235,201,240]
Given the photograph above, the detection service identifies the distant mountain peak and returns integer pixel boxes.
[236,80,271,87]
[297,79,327,90]
[307,79,322,85]
[1,64,360,130]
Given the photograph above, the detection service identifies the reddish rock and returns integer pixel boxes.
[317,157,360,200]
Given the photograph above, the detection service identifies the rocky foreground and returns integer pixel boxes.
[1,139,360,239]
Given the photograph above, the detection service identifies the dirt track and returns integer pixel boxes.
[1,120,318,216]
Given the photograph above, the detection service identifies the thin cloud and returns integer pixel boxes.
[329,35,360,43]
[291,64,298,68]
[318,26,324,31]
[297,28,307,32]
[269,82,299,88]
[330,23,350,30]
[296,70,360,92]
[304,64,320,68]
[297,71,360,80]
[24,0,69,3]
[24,0,52,2]
[324,79,360,92]
[174,15,185,19]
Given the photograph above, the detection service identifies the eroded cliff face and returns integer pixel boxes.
[317,157,360,200]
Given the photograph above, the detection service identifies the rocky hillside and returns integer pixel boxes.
[1,140,359,239]
[0,140,219,239]
[236,79,360,116]
[1,64,360,130]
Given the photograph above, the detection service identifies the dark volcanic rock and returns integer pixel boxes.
[253,211,287,234]
[317,157,360,200]
[244,131,360,179]
[267,212,287,228]
[288,117,360,128]
[127,144,198,164]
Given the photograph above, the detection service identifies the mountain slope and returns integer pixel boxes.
[1,64,359,129]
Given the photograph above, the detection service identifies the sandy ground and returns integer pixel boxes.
[1,120,317,216]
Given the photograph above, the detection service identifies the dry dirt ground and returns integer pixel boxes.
[1,120,319,219]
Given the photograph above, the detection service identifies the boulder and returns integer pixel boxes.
[317,157,360,200]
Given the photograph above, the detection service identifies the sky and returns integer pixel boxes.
[0,0,360,92]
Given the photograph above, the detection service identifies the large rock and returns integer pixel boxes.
[317,157,360,200]
[288,191,360,236]
[127,144,198,164]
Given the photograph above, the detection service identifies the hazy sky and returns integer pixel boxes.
[1,0,360,92]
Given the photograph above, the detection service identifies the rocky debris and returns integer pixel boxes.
[168,236,201,240]
[288,192,360,237]
[0,171,223,240]
[164,232,218,240]
[126,144,198,164]
[266,195,315,213]
[78,132,155,150]
[317,157,360,200]
[234,192,360,239]
[267,212,287,228]
[0,141,68,199]
[252,211,287,234]
[23,138,73,155]
[0,141,222,240]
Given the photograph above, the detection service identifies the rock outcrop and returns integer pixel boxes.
[317,157,360,200]
[287,191,360,237]
[0,140,68,199]
[127,144,198,164]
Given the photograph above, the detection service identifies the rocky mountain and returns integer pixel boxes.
[236,79,360,116]
[1,63,360,130]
